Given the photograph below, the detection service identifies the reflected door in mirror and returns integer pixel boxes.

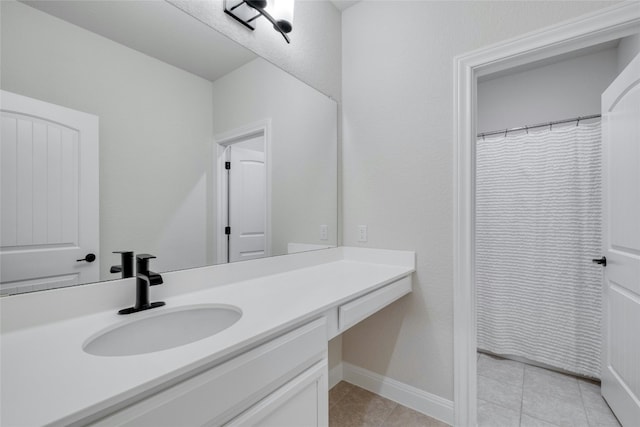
[0,91,99,295]
[228,139,267,262]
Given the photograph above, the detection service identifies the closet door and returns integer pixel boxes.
[600,52,640,426]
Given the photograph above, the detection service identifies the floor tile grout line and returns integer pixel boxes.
[477,371,525,386]
[577,379,593,427]
[524,380,587,403]
[582,380,623,427]
[477,397,522,418]
[483,357,617,427]
[477,353,525,419]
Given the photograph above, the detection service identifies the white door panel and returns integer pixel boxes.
[607,91,640,252]
[600,53,640,426]
[607,250,640,295]
[0,91,99,294]
[229,144,266,262]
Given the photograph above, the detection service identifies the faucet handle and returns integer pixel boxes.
[136,253,157,275]
[114,250,134,257]
[119,253,164,315]
[112,251,135,278]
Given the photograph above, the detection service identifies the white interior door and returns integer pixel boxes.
[600,53,640,426]
[0,90,99,295]
[228,141,266,262]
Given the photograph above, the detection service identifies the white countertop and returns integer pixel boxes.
[0,247,415,427]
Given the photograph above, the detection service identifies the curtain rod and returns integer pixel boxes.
[477,114,601,139]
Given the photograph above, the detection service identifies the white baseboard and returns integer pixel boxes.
[341,362,454,426]
[328,362,344,389]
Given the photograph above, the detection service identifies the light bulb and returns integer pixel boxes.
[266,0,294,33]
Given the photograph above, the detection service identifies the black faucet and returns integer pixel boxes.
[110,251,134,279]
[118,254,165,315]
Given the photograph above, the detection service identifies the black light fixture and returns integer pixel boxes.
[224,0,294,44]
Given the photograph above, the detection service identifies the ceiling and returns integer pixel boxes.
[329,0,361,12]
[22,1,257,83]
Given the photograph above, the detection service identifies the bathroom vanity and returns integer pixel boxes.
[0,2,407,425]
[0,247,415,426]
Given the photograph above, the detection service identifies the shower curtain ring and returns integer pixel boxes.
[576,117,581,127]
[504,129,508,138]
[525,126,528,134]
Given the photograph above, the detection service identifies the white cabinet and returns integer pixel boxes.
[226,360,328,427]
[339,276,411,331]
[89,318,328,427]
[84,275,413,427]
[325,275,413,339]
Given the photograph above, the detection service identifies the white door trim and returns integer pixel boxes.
[453,4,640,426]
[214,119,272,264]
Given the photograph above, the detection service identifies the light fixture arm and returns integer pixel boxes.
[224,0,291,44]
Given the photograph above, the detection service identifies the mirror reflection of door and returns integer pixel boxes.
[223,136,267,263]
[0,91,99,295]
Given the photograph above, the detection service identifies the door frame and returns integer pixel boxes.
[214,119,272,264]
[452,4,640,426]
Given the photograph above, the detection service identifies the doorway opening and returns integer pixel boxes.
[215,120,271,264]
[473,43,618,426]
[453,4,640,426]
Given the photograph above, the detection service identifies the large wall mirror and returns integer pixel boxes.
[0,0,338,296]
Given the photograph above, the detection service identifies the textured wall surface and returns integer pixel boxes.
[618,33,640,72]
[169,0,345,362]
[341,0,618,401]
[211,58,338,257]
[1,1,214,278]
[168,0,344,257]
[168,0,342,101]
[478,47,619,133]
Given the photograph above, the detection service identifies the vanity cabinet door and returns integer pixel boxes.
[87,318,327,427]
[224,360,328,427]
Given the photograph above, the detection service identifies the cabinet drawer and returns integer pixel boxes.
[90,318,327,427]
[224,360,328,427]
[338,276,411,331]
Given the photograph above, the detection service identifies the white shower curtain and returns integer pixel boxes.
[476,121,602,378]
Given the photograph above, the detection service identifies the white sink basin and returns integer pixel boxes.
[83,304,242,357]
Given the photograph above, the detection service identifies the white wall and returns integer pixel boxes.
[1,1,214,278]
[478,47,619,134]
[168,0,342,101]
[341,0,618,402]
[211,58,338,256]
[2,0,346,373]
[618,33,640,72]
[171,0,345,257]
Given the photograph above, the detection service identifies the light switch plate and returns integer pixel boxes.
[320,225,328,240]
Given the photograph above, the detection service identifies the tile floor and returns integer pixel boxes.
[329,381,450,427]
[477,353,621,427]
